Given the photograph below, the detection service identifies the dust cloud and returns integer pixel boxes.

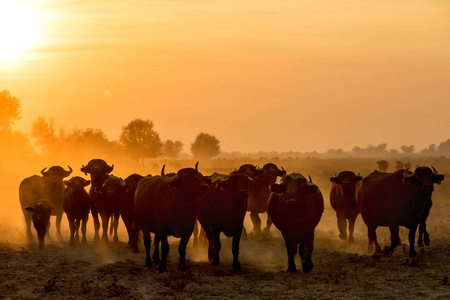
[1,147,450,298]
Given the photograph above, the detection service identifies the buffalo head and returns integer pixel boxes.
[270,173,318,202]
[161,163,210,195]
[403,166,445,195]
[41,166,73,178]
[81,159,114,176]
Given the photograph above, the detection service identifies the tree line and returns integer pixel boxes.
[0,90,221,163]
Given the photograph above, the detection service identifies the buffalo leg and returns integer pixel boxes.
[56,211,63,240]
[282,233,297,272]
[250,212,262,235]
[91,207,100,243]
[263,213,272,234]
[121,213,134,249]
[24,212,33,243]
[301,231,315,273]
[193,221,199,248]
[68,217,75,246]
[368,226,381,254]
[212,230,222,266]
[385,225,400,256]
[408,225,419,257]
[232,231,242,270]
[152,234,161,264]
[158,235,169,273]
[75,219,81,245]
[142,229,153,267]
[418,221,430,247]
[202,227,214,263]
[101,214,110,243]
[112,212,119,243]
[81,215,88,246]
[337,213,348,240]
[178,234,191,270]
[348,215,357,243]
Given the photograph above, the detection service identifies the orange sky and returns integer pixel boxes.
[1,0,450,153]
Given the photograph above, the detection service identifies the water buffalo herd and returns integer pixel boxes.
[19,159,444,273]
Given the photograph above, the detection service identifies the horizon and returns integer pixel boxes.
[2,0,450,153]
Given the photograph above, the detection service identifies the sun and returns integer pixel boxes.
[0,1,42,65]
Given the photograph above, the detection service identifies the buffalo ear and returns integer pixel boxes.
[25,207,34,212]
[63,180,71,187]
[84,180,91,187]
[432,174,444,184]
[203,178,212,185]
[330,177,339,183]
[355,175,363,182]
[403,176,416,186]
[269,183,285,194]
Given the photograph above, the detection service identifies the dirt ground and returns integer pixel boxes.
[1,159,450,299]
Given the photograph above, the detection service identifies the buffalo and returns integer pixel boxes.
[25,200,54,249]
[80,159,114,243]
[198,173,253,270]
[330,171,363,243]
[134,163,210,272]
[268,173,324,273]
[63,176,91,246]
[123,173,146,252]
[358,167,444,257]
[235,163,286,235]
[376,160,388,172]
[19,166,73,242]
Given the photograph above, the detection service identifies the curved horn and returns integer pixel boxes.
[161,165,180,183]
[195,162,199,172]
[64,166,73,176]
[309,175,313,183]
[107,163,114,173]
[403,169,414,178]
[432,166,439,175]
[41,167,47,176]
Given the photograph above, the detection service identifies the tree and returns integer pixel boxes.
[31,117,60,153]
[400,145,415,154]
[0,90,21,128]
[119,119,163,163]
[191,132,220,160]
[164,140,183,158]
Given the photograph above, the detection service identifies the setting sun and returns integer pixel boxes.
[0,1,41,66]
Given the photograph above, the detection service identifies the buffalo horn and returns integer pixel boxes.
[309,175,313,183]
[195,162,199,172]
[64,166,73,176]
[41,168,47,176]
[432,166,439,175]
[107,163,114,173]
[161,165,180,183]
[403,169,414,178]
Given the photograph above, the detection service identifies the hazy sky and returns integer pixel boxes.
[1,0,450,153]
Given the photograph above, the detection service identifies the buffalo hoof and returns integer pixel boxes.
[212,258,220,266]
[424,237,430,247]
[81,240,87,247]
[158,262,167,273]
[383,246,394,256]
[179,263,189,271]
[145,258,153,268]
[349,237,354,244]
[302,262,314,274]
[152,255,160,265]
[233,261,241,271]
[262,227,271,235]
[409,249,417,258]
[93,235,100,244]
[338,232,347,241]
[287,263,297,273]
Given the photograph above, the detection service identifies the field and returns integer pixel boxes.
[1,157,450,299]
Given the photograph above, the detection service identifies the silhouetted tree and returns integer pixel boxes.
[0,90,21,128]
[420,144,437,155]
[164,140,183,158]
[191,132,220,160]
[400,145,415,154]
[31,117,60,154]
[119,119,163,164]
[437,139,450,154]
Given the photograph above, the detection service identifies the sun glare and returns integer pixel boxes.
[0,1,42,66]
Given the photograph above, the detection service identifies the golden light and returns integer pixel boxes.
[0,1,42,66]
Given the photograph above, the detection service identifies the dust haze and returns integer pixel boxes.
[1,142,450,298]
